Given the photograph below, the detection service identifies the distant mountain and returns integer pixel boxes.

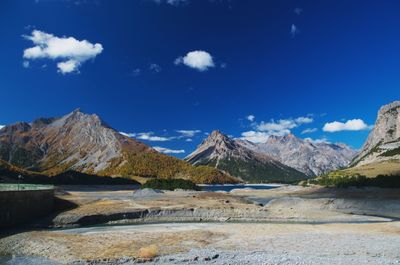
[351,101,400,168]
[0,110,237,184]
[247,134,357,176]
[185,131,308,183]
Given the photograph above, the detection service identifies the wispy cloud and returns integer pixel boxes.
[120,131,173,141]
[131,68,141,77]
[304,137,330,144]
[22,61,30,68]
[154,146,185,154]
[149,63,162,73]
[23,30,103,74]
[246,115,255,122]
[294,8,303,15]
[152,0,188,6]
[175,50,215,71]
[301,128,318,134]
[176,130,201,138]
[323,119,371,132]
[290,24,299,38]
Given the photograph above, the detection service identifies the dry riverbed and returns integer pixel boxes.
[1,185,400,264]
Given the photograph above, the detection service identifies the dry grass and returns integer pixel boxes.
[345,160,400,177]
[137,245,158,259]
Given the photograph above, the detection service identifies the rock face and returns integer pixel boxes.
[0,109,152,173]
[352,101,400,166]
[0,110,237,184]
[185,131,308,182]
[249,134,357,176]
[186,131,356,179]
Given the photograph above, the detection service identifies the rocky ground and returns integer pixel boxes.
[1,185,400,265]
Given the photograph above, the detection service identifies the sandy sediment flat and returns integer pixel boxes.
[1,185,400,264]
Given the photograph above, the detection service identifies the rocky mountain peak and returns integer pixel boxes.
[352,100,400,166]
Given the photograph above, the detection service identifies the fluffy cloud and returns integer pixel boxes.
[241,116,314,143]
[23,30,103,74]
[301,128,318,134]
[154,146,185,154]
[120,131,172,141]
[241,131,270,144]
[246,115,255,122]
[0,125,5,130]
[175,50,215,71]
[256,116,313,135]
[323,119,371,132]
[176,130,201,138]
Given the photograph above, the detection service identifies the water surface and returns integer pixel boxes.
[201,184,280,192]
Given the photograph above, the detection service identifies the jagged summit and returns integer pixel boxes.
[253,134,356,176]
[0,110,236,184]
[186,131,356,179]
[186,130,307,183]
[0,110,152,173]
[352,100,400,166]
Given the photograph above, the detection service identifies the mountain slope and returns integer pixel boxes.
[249,134,357,176]
[0,110,237,184]
[351,101,400,167]
[185,131,308,183]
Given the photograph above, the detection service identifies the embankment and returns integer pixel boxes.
[0,186,54,228]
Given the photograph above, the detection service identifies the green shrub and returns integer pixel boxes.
[310,173,400,188]
[141,178,201,191]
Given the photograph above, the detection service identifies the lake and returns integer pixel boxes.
[200,184,281,192]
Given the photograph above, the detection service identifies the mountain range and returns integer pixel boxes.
[1,100,398,184]
[185,131,356,182]
[0,109,237,184]
[185,131,308,183]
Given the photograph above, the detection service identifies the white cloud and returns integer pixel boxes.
[246,115,255,122]
[119,132,136,138]
[294,8,303,15]
[131,68,141,77]
[301,128,318,134]
[241,131,270,144]
[0,125,5,130]
[185,138,193,142]
[120,131,173,141]
[152,0,188,6]
[175,50,215,71]
[149,63,162,73]
[23,61,30,68]
[290,24,299,37]
[176,130,201,138]
[154,146,185,154]
[323,119,371,132]
[23,30,103,74]
[241,116,314,143]
[295,116,313,124]
[57,59,80,74]
[256,116,313,135]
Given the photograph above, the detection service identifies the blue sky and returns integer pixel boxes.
[0,0,399,157]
